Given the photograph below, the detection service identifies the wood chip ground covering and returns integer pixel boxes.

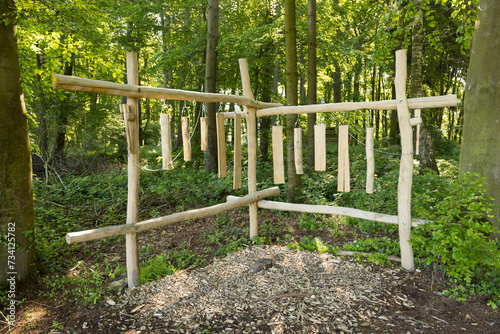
[82,245,488,334]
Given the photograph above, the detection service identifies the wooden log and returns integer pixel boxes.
[395,49,415,271]
[314,124,326,171]
[182,116,191,161]
[52,74,282,110]
[414,109,421,155]
[239,58,259,239]
[337,125,350,192]
[66,187,281,244]
[221,112,247,119]
[366,127,375,194]
[233,114,242,189]
[200,117,208,151]
[294,127,303,174]
[226,197,429,226]
[217,113,227,178]
[256,95,457,118]
[120,104,132,151]
[125,52,140,288]
[160,113,173,170]
[272,126,285,184]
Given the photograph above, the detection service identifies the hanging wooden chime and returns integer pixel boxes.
[365,127,374,193]
[182,116,191,161]
[314,124,326,171]
[294,127,303,174]
[200,116,208,151]
[216,113,227,178]
[272,125,285,184]
[233,114,242,189]
[337,125,350,192]
[160,113,173,170]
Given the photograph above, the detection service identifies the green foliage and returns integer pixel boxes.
[299,213,322,232]
[411,172,500,306]
[287,236,338,255]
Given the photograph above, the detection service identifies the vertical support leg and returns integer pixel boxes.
[239,58,258,239]
[395,49,415,271]
[125,51,140,288]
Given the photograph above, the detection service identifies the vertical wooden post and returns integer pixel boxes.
[233,114,242,189]
[182,117,191,161]
[125,51,140,288]
[337,125,350,192]
[217,113,227,178]
[160,113,172,170]
[366,127,375,193]
[239,58,258,239]
[314,124,326,171]
[294,127,303,174]
[395,49,415,271]
[201,116,208,151]
[272,126,285,184]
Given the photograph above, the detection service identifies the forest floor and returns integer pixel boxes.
[3,204,499,334]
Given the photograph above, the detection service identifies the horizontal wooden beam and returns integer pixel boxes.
[227,196,429,226]
[66,187,280,244]
[52,74,282,110]
[221,112,247,119]
[256,95,457,117]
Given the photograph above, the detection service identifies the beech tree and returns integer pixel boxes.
[459,0,500,231]
[0,0,35,283]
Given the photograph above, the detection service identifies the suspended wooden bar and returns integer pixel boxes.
[160,113,173,170]
[200,117,208,151]
[233,114,242,189]
[272,126,285,184]
[182,116,191,161]
[366,127,375,193]
[53,74,282,110]
[294,127,303,174]
[337,125,350,192]
[217,113,227,178]
[314,124,326,171]
[66,187,281,244]
[256,95,457,118]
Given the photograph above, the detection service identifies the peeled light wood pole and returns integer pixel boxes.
[239,58,259,239]
[125,52,140,287]
[395,49,415,271]
[366,127,375,193]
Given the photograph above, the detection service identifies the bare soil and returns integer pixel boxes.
[2,208,499,333]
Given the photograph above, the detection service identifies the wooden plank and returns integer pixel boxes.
[66,187,281,244]
[160,113,172,170]
[256,95,457,117]
[337,125,350,192]
[217,113,227,178]
[314,124,326,171]
[239,58,259,239]
[395,49,415,271]
[125,51,140,288]
[226,197,429,226]
[233,114,242,189]
[52,74,282,110]
[182,116,191,161]
[272,126,285,184]
[366,127,375,193]
[200,117,208,151]
[294,127,303,174]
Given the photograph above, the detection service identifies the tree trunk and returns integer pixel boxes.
[204,0,219,173]
[53,60,73,162]
[460,0,500,232]
[410,0,439,174]
[307,0,317,169]
[285,0,301,202]
[0,0,35,284]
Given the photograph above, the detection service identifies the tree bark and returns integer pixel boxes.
[307,0,317,169]
[409,0,438,174]
[204,0,219,173]
[0,0,35,284]
[460,0,500,232]
[285,0,301,202]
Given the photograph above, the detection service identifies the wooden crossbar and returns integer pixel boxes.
[66,187,280,244]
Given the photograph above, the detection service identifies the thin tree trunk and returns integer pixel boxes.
[285,0,301,202]
[0,0,35,284]
[204,0,219,173]
[307,0,317,169]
